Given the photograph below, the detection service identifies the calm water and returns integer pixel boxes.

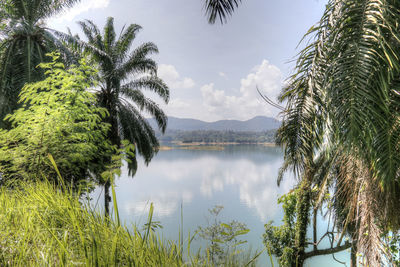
[92,145,349,266]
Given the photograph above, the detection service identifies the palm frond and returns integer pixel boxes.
[115,24,142,59]
[8,0,80,22]
[121,76,169,103]
[120,89,168,133]
[277,5,331,179]
[77,20,105,52]
[53,29,109,61]
[118,42,159,79]
[117,101,159,164]
[204,0,242,24]
[103,17,116,54]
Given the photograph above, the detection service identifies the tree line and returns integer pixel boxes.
[157,129,276,144]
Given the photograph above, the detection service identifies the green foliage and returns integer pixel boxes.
[0,53,110,186]
[197,205,254,266]
[263,191,297,267]
[0,1,9,30]
[99,139,136,185]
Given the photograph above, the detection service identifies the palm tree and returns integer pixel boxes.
[67,17,169,215]
[0,0,78,124]
[275,11,329,264]
[277,0,400,265]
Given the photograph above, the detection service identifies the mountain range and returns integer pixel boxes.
[148,116,281,132]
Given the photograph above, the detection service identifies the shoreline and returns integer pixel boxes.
[172,141,276,146]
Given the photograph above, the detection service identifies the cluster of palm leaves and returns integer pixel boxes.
[278,0,400,265]
[8,0,400,264]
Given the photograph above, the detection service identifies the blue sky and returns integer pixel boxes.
[49,0,327,121]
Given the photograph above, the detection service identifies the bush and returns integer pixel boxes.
[0,53,111,186]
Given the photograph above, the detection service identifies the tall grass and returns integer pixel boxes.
[0,180,184,266]
[0,180,260,266]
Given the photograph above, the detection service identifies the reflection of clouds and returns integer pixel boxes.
[200,160,226,196]
[200,177,224,196]
[114,150,293,223]
[199,159,292,221]
[123,191,193,217]
[147,158,213,181]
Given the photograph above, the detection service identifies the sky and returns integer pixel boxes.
[48,0,327,122]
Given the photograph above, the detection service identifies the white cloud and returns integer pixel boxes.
[201,60,282,120]
[158,64,195,89]
[219,72,227,79]
[49,0,110,23]
[156,60,282,121]
[168,98,190,109]
[201,83,228,107]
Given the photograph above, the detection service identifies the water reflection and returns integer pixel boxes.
[199,157,293,220]
[108,145,292,223]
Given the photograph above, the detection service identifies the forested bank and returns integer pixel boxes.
[156,129,277,144]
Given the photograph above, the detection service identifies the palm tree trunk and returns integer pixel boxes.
[104,100,121,216]
[27,36,31,83]
[292,169,313,267]
[104,179,111,216]
[313,207,317,251]
[350,242,357,267]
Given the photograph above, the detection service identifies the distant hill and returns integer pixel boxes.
[148,116,281,132]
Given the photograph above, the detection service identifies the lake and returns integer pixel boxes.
[91,145,349,266]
